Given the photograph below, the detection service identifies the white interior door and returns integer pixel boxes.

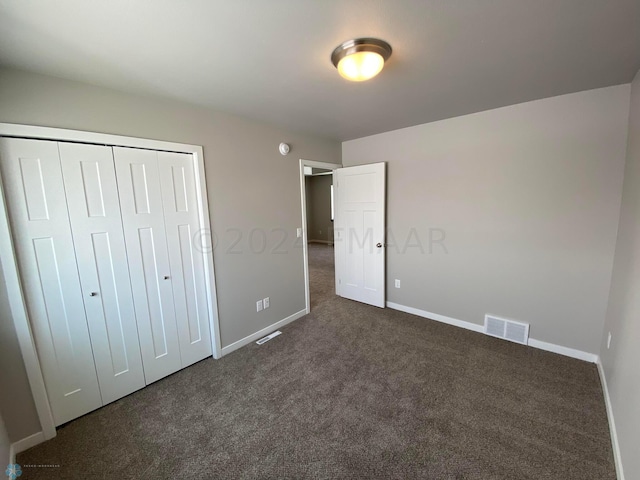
[334,162,386,308]
[157,151,212,367]
[59,142,145,403]
[113,147,182,384]
[0,138,102,425]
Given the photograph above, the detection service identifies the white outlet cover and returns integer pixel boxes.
[263,297,270,309]
[256,300,263,312]
[296,227,302,238]
[395,279,401,288]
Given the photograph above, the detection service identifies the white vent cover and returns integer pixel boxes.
[256,330,282,345]
[484,315,529,345]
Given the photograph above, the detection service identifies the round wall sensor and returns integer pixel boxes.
[279,143,290,155]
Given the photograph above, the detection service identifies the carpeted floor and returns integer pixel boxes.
[18,243,616,479]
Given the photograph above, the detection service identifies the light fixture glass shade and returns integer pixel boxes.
[331,38,392,82]
[337,51,385,81]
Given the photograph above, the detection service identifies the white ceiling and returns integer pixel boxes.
[1,0,639,141]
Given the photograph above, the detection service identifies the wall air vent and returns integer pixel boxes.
[484,315,529,345]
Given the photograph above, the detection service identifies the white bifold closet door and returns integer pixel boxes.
[58,142,146,403]
[113,147,211,384]
[157,151,212,367]
[0,139,103,425]
[1,137,213,426]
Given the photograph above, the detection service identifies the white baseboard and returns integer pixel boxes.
[9,431,45,463]
[386,302,598,363]
[527,338,598,363]
[386,302,484,333]
[220,309,307,356]
[597,359,625,480]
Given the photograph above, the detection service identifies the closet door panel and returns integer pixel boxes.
[158,152,212,366]
[113,147,182,384]
[59,143,145,403]
[0,138,102,426]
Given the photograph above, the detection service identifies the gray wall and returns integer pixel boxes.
[600,70,640,479]
[0,410,9,469]
[305,175,333,243]
[0,258,40,442]
[343,85,630,354]
[0,68,341,441]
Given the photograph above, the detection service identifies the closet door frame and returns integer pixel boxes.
[0,123,222,443]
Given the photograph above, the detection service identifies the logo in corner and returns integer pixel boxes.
[5,464,21,480]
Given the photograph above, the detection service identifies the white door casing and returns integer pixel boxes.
[157,151,212,366]
[334,162,386,308]
[298,159,341,314]
[113,146,182,384]
[0,138,102,425]
[59,142,146,404]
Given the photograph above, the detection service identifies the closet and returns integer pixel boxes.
[0,137,214,426]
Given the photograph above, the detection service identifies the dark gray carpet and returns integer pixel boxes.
[18,243,616,479]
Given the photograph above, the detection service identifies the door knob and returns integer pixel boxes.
[89,292,98,297]
[164,275,170,280]
[376,243,383,248]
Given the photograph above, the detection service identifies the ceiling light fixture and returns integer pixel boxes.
[331,38,392,82]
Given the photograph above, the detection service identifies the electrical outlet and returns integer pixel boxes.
[296,227,302,238]
[395,279,401,288]
[256,300,263,312]
[263,297,270,309]
[607,332,612,349]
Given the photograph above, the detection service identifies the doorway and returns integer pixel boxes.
[299,160,340,313]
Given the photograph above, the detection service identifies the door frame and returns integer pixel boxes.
[0,123,222,441]
[298,159,341,314]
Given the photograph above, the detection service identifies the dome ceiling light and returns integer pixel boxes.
[331,38,392,82]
